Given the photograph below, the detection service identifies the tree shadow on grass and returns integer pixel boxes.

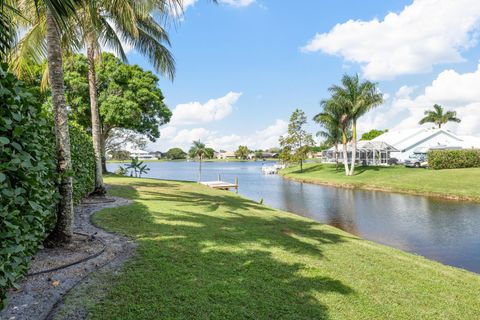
[96,180,355,319]
[290,164,325,174]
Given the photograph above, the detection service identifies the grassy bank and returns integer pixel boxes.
[60,176,480,319]
[281,163,480,202]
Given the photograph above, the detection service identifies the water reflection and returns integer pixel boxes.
[107,161,480,273]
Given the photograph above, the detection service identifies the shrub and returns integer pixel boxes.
[0,66,95,309]
[0,65,58,308]
[428,149,480,170]
[69,123,95,203]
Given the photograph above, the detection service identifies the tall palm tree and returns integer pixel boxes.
[45,5,75,244]
[419,104,461,129]
[329,74,383,176]
[189,140,213,182]
[314,100,343,171]
[77,0,177,194]
[0,0,79,58]
[11,0,178,194]
[6,0,80,244]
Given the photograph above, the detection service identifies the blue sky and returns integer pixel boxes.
[125,0,480,151]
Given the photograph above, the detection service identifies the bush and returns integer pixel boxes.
[69,123,95,203]
[428,149,480,170]
[0,66,95,309]
[0,66,58,308]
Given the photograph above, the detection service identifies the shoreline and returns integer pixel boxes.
[52,176,480,319]
[279,171,480,203]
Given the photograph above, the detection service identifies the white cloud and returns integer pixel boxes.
[220,0,255,7]
[151,119,287,151]
[302,0,480,80]
[359,63,480,136]
[170,92,242,125]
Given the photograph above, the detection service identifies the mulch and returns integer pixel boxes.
[0,196,137,320]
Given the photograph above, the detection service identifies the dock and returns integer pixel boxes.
[200,176,238,193]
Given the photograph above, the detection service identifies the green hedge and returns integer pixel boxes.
[0,66,96,308]
[0,66,58,308]
[69,123,95,203]
[428,149,480,170]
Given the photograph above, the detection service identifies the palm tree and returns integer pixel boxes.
[0,0,79,59]
[77,0,177,194]
[329,74,383,176]
[4,0,87,244]
[314,100,343,171]
[189,140,213,182]
[45,5,75,244]
[10,0,178,194]
[419,104,461,128]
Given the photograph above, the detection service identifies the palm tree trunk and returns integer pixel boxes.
[101,128,110,174]
[199,155,202,182]
[45,8,73,244]
[342,131,349,176]
[87,38,105,195]
[349,120,357,176]
[334,144,339,171]
[300,159,303,172]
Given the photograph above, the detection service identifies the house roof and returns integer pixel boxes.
[372,128,463,152]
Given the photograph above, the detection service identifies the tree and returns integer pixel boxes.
[361,129,388,141]
[165,148,186,160]
[235,145,250,160]
[78,0,176,194]
[189,141,213,182]
[63,53,171,171]
[329,74,383,176]
[205,148,216,159]
[419,104,461,128]
[109,150,131,161]
[45,6,74,244]
[9,0,177,194]
[0,0,79,58]
[279,109,315,172]
[105,129,146,160]
[314,100,344,171]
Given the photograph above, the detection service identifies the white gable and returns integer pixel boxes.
[372,128,467,161]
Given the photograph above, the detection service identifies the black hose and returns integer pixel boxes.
[26,232,106,277]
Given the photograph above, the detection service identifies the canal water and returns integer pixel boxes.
[107,161,480,273]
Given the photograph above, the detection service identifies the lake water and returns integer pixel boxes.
[107,161,480,273]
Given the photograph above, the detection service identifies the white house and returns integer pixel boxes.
[128,149,155,160]
[372,128,480,162]
[217,151,236,160]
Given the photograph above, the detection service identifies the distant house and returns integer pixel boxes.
[324,127,480,165]
[129,149,155,160]
[149,151,164,159]
[247,152,279,160]
[372,128,480,162]
[217,151,236,160]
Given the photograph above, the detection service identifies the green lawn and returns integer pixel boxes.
[61,176,480,319]
[281,163,480,202]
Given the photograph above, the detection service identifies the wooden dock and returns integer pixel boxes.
[200,176,238,193]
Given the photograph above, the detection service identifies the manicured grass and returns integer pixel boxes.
[73,176,480,319]
[281,163,480,202]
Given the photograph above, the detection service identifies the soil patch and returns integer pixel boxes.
[0,196,136,320]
